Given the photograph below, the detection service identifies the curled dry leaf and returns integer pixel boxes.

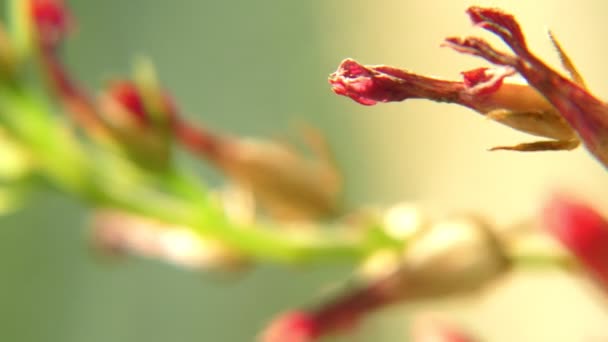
[444,6,608,167]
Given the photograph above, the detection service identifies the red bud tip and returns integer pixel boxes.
[103,79,179,127]
[329,58,464,106]
[105,81,148,126]
[30,0,74,48]
[261,311,319,342]
[543,194,608,291]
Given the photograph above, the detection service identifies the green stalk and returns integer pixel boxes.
[0,82,402,266]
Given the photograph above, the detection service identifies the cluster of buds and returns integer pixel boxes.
[22,0,342,221]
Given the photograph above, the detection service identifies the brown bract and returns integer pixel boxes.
[177,123,342,221]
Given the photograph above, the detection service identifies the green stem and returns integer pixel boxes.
[0,83,400,266]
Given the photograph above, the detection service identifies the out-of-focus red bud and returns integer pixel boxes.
[104,81,148,126]
[29,0,74,49]
[543,194,608,292]
[261,311,319,342]
[99,79,178,169]
[101,80,177,129]
[26,0,112,142]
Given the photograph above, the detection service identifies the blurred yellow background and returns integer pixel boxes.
[326,1,608,341]
[1,1,607,341]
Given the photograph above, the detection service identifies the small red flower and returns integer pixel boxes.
[543,194,608,292]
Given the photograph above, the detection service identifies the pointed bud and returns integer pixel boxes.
[177,124,342,221]
[219,137,341,221]
[329,58,576,150]
[99,80,171,169]
[261,311,319,342]
[98,62,178,170]
[542,194,608,292]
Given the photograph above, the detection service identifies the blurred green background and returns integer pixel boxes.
[2,1,608,341]
[0,1,356,341]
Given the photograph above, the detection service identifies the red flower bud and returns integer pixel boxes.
[261,311,319,342]
[101,80,177,128]
[330,58,576,151]
[99,79,179,170]
[543,194,608,292]
[329,58,464,106]
[104,81,148,126]
[29,0,74,49]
